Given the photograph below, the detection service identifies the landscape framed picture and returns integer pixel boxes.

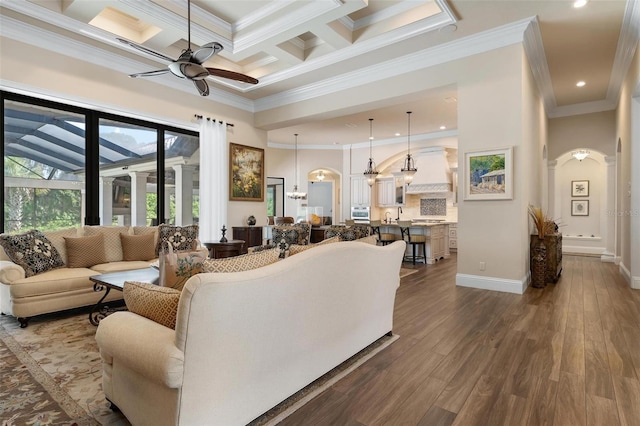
[571,180,589,197]
[463,147,513,200]
[571,200,589,216]
[229,143,264,201]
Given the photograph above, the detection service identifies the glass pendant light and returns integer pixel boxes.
[286,133,307,199]
[400,111,417,184]
[363,118,379,186]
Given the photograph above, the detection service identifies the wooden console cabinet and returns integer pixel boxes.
[232,226,263,249]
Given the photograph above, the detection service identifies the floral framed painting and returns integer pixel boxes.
[229,143,264,201]
[571,180,589,197]
[463,147,513,200]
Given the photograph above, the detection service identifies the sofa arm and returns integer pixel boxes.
[95,311,184,388]
[0,260,25,284]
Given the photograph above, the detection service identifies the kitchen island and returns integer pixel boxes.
[376,221,451,264]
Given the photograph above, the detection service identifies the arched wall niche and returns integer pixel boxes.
[305,167,341,225]
[549,148,615,258]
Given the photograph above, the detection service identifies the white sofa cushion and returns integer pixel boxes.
[90,260,157,274]
[10,267,97,298]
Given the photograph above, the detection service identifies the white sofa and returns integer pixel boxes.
[95,239,406,426]
[0,226,161,327]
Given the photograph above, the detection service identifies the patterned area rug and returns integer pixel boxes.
[0,310,398,425]
[399,268,418,278]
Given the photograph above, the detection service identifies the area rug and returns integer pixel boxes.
[399,267,418,278]
[0,310,398,425]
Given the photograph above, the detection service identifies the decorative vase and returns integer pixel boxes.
[530,236,547,288]
[247,215,256,226]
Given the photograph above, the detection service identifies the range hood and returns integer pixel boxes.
[405,147,452,194]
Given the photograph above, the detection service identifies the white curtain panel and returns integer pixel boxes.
[199,119,228,243]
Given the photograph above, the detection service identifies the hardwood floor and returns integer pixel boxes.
[279,254,640,426]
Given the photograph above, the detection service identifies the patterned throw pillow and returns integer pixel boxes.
[123,281,181,329]
[64,234,108,268]
[157,224,199,255]
[0,230,65,277]
[121,233,156,261]
[202,248,280,273]
[159,249,206,291]
[83,226,129,262]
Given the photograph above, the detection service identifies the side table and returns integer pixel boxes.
[204,240,246,259]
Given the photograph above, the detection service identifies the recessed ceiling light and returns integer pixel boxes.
[576,81,586,87]
[440,126,446,130]
[395,133,401,137]
[573,0,588,8]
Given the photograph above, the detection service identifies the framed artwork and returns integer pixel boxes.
[229,143,264,201]
[463,147,513,200]
[571,200,589,216]
[571,180,589,197]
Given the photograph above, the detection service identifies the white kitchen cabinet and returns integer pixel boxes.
[430,225,447,261]
[350,175,370,206]
[448,223,457,251]
[376,175,405,207]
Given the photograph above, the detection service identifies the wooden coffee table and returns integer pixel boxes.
[89,267,159,326]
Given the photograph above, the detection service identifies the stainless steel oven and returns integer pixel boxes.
[350,206,370,221]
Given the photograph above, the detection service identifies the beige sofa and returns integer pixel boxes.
[95,240,406,426]
[0,225,161,328]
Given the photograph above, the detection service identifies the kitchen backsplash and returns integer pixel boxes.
[421,198,447,216]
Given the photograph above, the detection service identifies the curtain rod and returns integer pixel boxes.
[194,114,234,127]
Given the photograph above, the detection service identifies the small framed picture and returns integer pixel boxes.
[571,200,589,216]
[571,180,589,197]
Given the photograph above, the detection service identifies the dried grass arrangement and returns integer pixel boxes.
[528,205,555,238]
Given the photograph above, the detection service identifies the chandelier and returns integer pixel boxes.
[363,118,380,186]
[400,111,417,184]
[571,149,590,161]
[316,170,325,181]
[286,133,307,199]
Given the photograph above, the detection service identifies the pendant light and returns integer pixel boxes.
[400,111,417,184]
[286,133,307,199]
[363,118,380,186]
[316,170,325,181]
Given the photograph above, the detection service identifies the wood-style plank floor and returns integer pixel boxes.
[279,254,640,426]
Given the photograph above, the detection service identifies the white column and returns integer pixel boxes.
[99,177,114,225]
[129,172,149,226]
[602,156,616,262]
[547,160,558,220]
[173,165,195,226]
[80,188,86,226]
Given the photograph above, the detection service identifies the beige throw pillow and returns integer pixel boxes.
[123,281,181,329]
[83,226,129,262]
[202,248,280,273]
[121,233,156,261]
[64,234,107,268]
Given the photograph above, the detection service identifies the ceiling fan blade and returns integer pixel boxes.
[192,42,224,64]
[116,37,175,63]
[128,69,170,78]
[193,79,210,96]
[206,68,259,84]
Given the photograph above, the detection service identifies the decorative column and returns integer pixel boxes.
[129,172,149,226]
[602,156,616,262]
[547,160,558,221]
[173,165,195,226]
[99,177,114,225]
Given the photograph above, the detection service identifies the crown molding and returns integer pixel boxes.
[522,17,556,114]
[351,0,427,31]
[0,15,254,112]
[233,0,297,32]
[255,17,532,111]
[166,0,232,34]
[606,0,640,104]
[548,99,617,119]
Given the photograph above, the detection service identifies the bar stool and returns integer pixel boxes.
[369,220,396,246]
[397,220,426,264]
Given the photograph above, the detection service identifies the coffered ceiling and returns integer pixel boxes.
[1,0,639,146]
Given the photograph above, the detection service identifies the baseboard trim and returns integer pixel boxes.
[563,245,606,256]
[632,276,640,290]
[619,262,631,284]
[456,273,529,295]
[600,251,616,263]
